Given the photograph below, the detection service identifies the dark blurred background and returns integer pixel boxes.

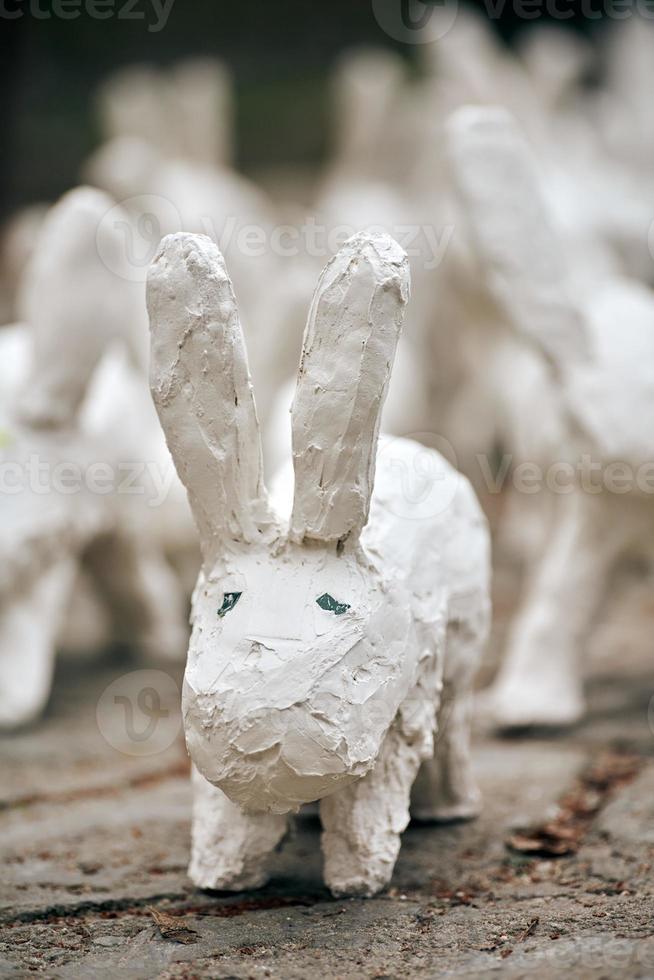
[0,0,610,218]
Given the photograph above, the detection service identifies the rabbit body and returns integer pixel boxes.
[147,230,490,897]
[187,436,489,803]
[184,438,489,897]
[0,187,189,729]
[447,106,654,729]
[480,277,654,729]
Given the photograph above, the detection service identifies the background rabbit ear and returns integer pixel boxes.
[169,58,234,169]
[17,186,137,429]
[96,64,173,157]
[147,233,272,556]
[331,48,406,175]
[290,232,409,546]
[446,106,590,373]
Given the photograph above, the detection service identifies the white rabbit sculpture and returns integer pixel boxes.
[96,58,234,169]
[447,106,654,729]
[0,187,187,728]
[147,230,490,897]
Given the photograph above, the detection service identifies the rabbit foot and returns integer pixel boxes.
[320,726,422,898]
[411,792,481,824]
[321,828,397,898]
[188,856,271,892]
[0,559,76,730]
[479,678,585,731]
[190,767,288,894]
[410,756,481,823]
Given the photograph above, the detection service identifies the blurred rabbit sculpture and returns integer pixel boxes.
[147,230,490,896]
[0,204,49,326]
[0,187,187,728]
[86,99,282,417]
[447,107,654,729]
[96,58,234,169]
[260,48,435,477]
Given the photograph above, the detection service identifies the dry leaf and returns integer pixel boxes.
[518,917,539,942]
[507,752,641,859]
[508,828,580,857]
[147,906,199,945]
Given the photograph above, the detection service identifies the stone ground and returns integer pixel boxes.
[1,531,653,979]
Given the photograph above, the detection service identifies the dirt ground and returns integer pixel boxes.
[1,529,653,979]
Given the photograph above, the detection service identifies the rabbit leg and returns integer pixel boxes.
[410,599,487,822]
[189,766,288,891]
[0,557,76,729]
[320,726,424,898]
[83,531,188,661]
[485,491,627,730]
[120,547,189,661]
[497,484,556,568]
[410,684,479,822]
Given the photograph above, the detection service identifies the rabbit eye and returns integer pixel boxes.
[316,593,350,616]
[218,592,242,618]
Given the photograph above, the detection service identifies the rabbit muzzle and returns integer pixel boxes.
[182,567,417,814]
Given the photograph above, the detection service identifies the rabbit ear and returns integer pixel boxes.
[96,65,173,156]
[147,233,272,556]
[446,106,589,372]
[16,187,131,429]
[290,232,409,546]
[169,58,234,168]
[332,48,406,174]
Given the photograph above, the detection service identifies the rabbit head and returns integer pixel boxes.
[445,106,593,460]
[446,106,589,371]
[1,187,148,591]
[16,186,145,429]
[148,231,416,814]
